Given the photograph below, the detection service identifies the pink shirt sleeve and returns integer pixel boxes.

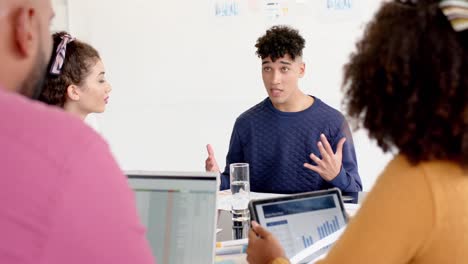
[39,139,156,264]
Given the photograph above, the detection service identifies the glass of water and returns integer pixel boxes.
[230,163,250,239]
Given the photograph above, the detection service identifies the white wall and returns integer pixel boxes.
[61,0,393,191]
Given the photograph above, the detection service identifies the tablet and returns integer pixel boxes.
[249,188,348,258]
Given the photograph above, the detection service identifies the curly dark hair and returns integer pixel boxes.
[343,0,468,166]
[255,25,305,61]
[39,31,100,107]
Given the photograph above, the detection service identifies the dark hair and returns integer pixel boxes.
[255,25,305,62]
[39,31,100,107]
[343,0,468,166]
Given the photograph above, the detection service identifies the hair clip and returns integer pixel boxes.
[440,0,468,32]
[49,34,75,75]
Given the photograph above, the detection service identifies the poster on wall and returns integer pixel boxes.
[315,0,362,23]
[263,0,290,20]
[51,0,70,31]
[212,0,361,22]
[214,0,241,16]
[248,0,261,13]
[213,0,291,19]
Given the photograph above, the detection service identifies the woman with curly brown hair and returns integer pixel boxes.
[39,32,111,120]
[246,0,468,263]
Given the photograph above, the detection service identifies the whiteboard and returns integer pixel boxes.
[64,0,393,191]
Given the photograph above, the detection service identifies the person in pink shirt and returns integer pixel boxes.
[0,0,155,263]
[39,31,112,120]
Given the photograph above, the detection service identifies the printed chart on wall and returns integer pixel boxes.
[213,0,294,18]
[214,0,362,23]
[315,0,363,23]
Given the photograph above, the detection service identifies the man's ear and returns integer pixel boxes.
[13,7,35,57]
[299,62,306,78]
[66,84,80,101]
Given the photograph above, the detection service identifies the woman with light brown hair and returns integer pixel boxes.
[39,32,112,120]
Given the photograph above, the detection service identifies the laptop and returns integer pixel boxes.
[249,188,348,260]
[126,171,219,264]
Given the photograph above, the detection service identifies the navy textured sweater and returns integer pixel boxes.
[220,97,362,194]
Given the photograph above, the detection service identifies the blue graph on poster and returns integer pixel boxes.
[327,0,352,10]
[215,1,240,16]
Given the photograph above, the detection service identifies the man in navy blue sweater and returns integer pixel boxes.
[206,26,362,194]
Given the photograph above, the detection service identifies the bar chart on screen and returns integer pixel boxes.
[302,235,314,248]
[317,216,340,240]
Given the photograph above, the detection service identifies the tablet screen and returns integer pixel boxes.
[250,190,347,258]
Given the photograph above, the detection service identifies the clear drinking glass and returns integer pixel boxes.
[230,163,250,239]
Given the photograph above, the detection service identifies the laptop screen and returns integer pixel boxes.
[250,189,347,259]
[127,171,218,264]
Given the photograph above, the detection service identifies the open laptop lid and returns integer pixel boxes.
[249,188,347,259]
[127,171,219,264]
